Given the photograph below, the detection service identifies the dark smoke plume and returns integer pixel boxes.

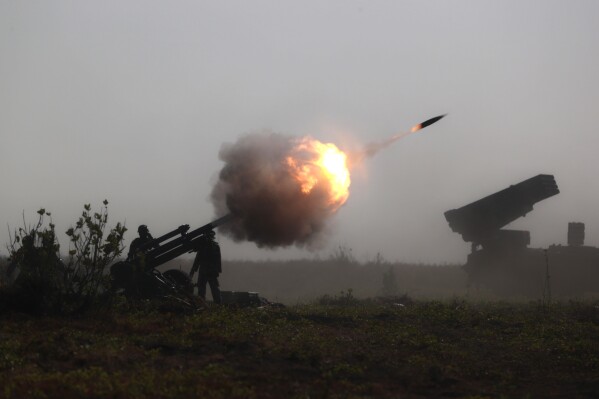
[211,131,339,248]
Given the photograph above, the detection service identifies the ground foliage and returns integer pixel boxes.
[0,298,598,398]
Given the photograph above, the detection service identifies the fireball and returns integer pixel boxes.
[286,137,350,209]
[212,115,445,248]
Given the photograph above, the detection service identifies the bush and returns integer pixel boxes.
[4,208,63,314]
[64,200,127,311]
[317,289,359,306]
[3,201,126,315]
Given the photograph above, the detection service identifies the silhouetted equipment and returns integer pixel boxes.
[218,291,284,308]
[110,214,233,303]
[444,174,559,247]
[445,174,599,296]
[220,291,262,306]
[141,214,232,269]
[567,222,585,247]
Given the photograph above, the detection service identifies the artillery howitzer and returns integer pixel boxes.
[110,214,232,303]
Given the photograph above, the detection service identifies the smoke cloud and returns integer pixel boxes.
[211,131,343,248]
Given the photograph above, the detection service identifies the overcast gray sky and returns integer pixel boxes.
[1,0,598,263]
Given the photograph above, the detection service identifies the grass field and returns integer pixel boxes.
[1,298,598,398]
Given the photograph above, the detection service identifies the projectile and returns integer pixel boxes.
[420,114,447,128]
[411,114,447,132]
[351,113,448,162]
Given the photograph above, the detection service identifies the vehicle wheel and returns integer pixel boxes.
[163,269,194,295]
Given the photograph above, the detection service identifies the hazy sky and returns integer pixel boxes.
[1,1,598,263]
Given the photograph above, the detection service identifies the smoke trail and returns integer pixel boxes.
[211,131,346,248]
[348,114,446,164]
[348,132,411,165]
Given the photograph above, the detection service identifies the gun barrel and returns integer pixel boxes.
[144,214,233,268]
[199,214,234,232]
[138,224,190,253]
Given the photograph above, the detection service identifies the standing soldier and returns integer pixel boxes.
[189,230,222,304]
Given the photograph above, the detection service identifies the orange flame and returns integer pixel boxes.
[410,123,422,133]
[286,137,350,209]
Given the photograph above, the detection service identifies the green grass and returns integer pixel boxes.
[1,299,598,398]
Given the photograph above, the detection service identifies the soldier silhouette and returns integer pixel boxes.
[127,225,154,261]
[189,230,222,304]
[113,225,157,296]
[6,231,63,291]
[6,234,36,278]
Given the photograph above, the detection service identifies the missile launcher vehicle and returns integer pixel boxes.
[445,174,599,296]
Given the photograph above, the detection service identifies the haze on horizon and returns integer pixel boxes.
[1,1,598,264]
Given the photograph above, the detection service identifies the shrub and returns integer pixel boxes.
[4,208,63,314]
[64,200,127,311]
[317,289,359,306]
[3,201,126,315]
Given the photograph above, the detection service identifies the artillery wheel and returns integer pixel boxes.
[110,261,134,293]
[110,261,161,298]
[163,269,194,295]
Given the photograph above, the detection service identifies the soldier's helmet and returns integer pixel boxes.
[138,225,149,235]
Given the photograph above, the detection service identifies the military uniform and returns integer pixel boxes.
[127,225,154,262]
[190,233,222,304]
[117,225,155,296]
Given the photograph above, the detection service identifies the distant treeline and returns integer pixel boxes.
[2,248,470,304]
[159,257,469,304]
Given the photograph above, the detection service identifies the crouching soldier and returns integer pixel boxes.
[127,225,155,262]
[111,224,156,296]
[189,230,222,304]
